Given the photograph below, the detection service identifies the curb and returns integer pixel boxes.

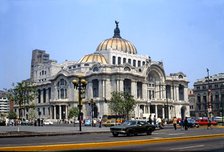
[0,130,110,138]
[0,133,223,151]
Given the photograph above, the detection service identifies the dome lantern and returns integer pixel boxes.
[113,20,121,38]
[96,21,137,54]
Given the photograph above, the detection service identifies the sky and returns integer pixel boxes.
[0,0,224,90]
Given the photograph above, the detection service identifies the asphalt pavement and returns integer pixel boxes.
[0,124,224,138]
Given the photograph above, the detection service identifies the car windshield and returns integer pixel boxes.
[122,120,136,125]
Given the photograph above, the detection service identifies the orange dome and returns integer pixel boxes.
[78,53,107,64]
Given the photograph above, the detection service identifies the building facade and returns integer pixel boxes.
[14,22,190,121]
[193,73,224,117]
[188,89,196,117]
[0,90,10,116]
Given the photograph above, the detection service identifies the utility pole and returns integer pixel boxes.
[207,68,212,118]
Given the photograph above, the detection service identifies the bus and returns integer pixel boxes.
[102,115,125,127]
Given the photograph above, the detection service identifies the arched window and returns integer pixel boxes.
[93,67,99,72]
[57,78,68,99]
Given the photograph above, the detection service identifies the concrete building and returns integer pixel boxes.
[14,21,190,121]
[193,73,224,117]
[0,90,9,116]
[188,89,196,117]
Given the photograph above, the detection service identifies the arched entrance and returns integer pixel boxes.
[181,106,186,119]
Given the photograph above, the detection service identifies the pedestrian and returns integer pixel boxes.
[180,119,184,131]
[153,115,156,126]
[184,117,188,130]
[98,117,102,128]
[207,119,212,129]
[172,117,177,130]
[148,115,152,124]
[157,117,162,129]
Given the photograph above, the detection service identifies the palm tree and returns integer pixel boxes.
[9,81,37,120]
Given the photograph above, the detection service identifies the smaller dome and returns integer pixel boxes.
[78,53,107,64]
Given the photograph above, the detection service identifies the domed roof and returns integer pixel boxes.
[96,21,137,54]
[78,53,107,64]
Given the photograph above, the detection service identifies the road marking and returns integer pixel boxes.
[170,144,204,150]
[169,133,185,136]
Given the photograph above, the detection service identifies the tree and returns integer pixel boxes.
[109,91,136,120]
[28,102,36,121]
[8,111,17,119]
[68,107,79,120]
[7,81,37,120]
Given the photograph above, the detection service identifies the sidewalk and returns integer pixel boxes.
[0,125,110,137]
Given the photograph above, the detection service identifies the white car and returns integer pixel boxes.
[43,119,53,125]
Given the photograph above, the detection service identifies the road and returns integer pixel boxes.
[106,137,224,151]
[0,126,223,151]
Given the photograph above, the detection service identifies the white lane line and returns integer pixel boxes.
[170,144,204,150]
[169,133,185,136]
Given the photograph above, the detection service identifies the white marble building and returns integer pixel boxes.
[14,21,189,121]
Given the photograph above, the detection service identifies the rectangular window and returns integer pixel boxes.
[123,58,126,64]
[48,88,51,100]
[138,61,141,67]
[43,107,45,115]
[118,57,121,65]
[43,89,46,103]
[133,60,136,67]
[112,56,116,65]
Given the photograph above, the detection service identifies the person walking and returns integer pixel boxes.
[98,117,102,128]
[180,119,184,131]
[207,119,212,129]
[184,117,188,130]
[173,117,177,130]
[157,117,162,129]
[148,115,152,124]
[153,115,156,126]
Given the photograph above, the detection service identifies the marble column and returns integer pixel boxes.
[54,106,56,120]
[155,105,158,118]
[59,105,62,120]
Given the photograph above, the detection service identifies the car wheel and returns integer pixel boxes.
[112,132,118,137]
[126,130,131,136]
[146,130,152,135]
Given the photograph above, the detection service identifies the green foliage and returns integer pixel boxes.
[7,81,37,119]
[28,108,36,121]
[109,91,136,120]
[68,107,79,119]
[8,111,17,119]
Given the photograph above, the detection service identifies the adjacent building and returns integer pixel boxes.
[14,21,190,121]
[193,73,224,117]
[0,90,10,116]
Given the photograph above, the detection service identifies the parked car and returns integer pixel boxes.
[84,119,91,126]
[196,119,217,126]
[179,118,199,128]
[110,120,155,137]
[43,119,53,125]
[213,116,224,123]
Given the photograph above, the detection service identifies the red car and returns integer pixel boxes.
[196,119,217,126]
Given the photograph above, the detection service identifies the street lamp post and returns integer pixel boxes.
[207,68,212,118]
[89,99,94,127]
[72,77,87,131]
